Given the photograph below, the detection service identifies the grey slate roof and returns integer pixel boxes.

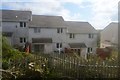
[32,38,52,43]
[66,21,97,34]
[29,15,66,28]
[101,22,118,44]
[69,43,87,48]
[1,10,32,22]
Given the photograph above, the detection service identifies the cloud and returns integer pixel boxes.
[87,0,119,29]
[2,2,61,14]
[2,1,84,21]
[1,0,119,29]
[58,10,84,21]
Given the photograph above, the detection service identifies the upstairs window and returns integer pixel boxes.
[88,34,94,38]
[34,28,41,33]
[20,22,23,27]
[20,22,26,27]
[20,37,23,43]
[69,33,75,39]
[57,28,63,33]
[24,22,26,27]
[56,43,62,48]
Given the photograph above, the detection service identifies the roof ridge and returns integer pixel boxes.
[32,15,63,17]
[1,9,31,12]
[65,21,88,23]
[103,22,118,30]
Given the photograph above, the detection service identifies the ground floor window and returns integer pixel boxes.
[20,37,26,43]
[87,47,92,53]
[56,43,62,48]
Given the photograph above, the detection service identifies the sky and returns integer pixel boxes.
[1,0,119,29]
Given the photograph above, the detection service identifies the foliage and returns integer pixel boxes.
[2,37,24,70]
[2,36,60,79]
[2,36,118,79]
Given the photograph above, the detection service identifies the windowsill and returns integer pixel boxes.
[69,38,75,39]
[56,48,62,49]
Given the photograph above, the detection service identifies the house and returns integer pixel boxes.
[28,15,67,53]
[1,10,32,49]
[100,22,118,48]
[65,21,98,58]
[2,10,98,58]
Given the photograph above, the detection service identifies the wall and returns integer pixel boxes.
[29,27,97,54]
[29,27,67,51]
[66,33,97,53]
[45,43,53,53]
[2,21,29,46]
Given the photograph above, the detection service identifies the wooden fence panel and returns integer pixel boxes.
[9,53,118,78]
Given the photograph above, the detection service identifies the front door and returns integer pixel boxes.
[34,44,44,52]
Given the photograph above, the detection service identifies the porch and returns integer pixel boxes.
[65,43,87,58]
[32,38,53,53]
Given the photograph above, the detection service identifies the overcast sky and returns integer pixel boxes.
[1,0,119,29]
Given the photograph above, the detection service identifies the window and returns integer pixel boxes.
[20,37,23,43]
[91,48,93,52]
[88,34,94,38]
[60,43,62,48]
[69,33,75,39]
[24,22,26,27]
[34,28,41,33]
[20,37,26,43]
[20,22,23,27]
[20,22,26,27]
[24,38,26,43]
[57,28,63,33]
[56,43,59,48]
[56,43,62,48]
[87,47,92,53]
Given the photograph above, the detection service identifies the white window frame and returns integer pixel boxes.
[88,34,94,38]
[87,47,93,53]
[57,28,63,33]
[20,37,26,43]
[20,22,26,27]
[56,43,62,49]
[69,33,75,39]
